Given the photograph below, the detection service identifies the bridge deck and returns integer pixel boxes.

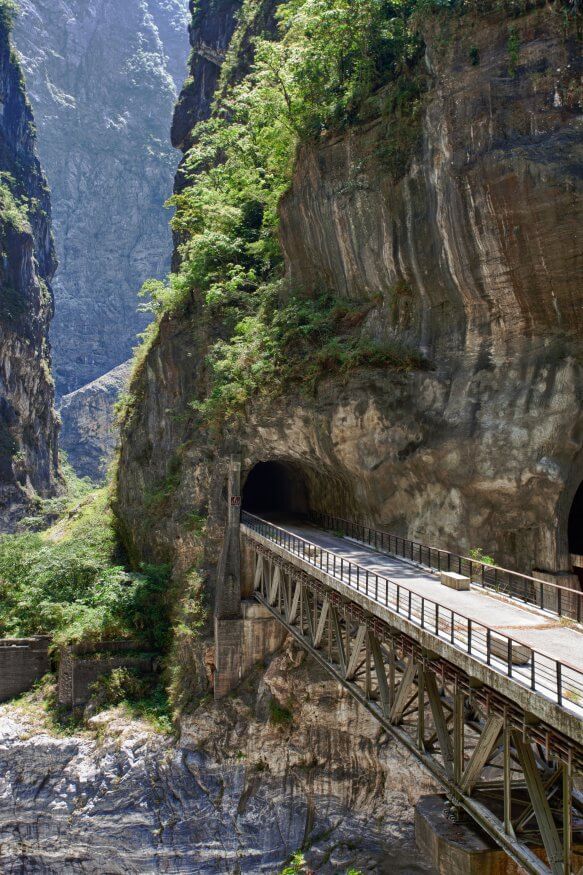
[276,517,583,671]
[249,514,583,724]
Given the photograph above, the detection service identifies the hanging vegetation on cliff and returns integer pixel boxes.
[135,0,437,427]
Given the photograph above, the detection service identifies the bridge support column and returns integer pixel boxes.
[416,795,522,875]
[214,601,287,698]
[214,457,287,697]
[214,454,243,698]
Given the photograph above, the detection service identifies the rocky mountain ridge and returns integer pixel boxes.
[14,0,190,395]
[59,360,132,481]
[0,5,60,531]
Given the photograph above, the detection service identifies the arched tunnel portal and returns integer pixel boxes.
[239,458,354,598]
[242,460,310,518]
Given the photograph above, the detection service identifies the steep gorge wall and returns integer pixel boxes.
[0,7,60,531]
[0,643,437,873]
[13,0,190,395]
[116,2,583,583]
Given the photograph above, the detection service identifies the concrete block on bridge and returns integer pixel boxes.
[440,571,471,591]
[489,636,531,666]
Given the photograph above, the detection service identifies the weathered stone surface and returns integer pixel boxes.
[13,0,190,395]
[171,0,241,154]
[116,4,583,584]
[0,13,60,531]
[60,360,132,481]
[0,643,437,873]
[0,637,50,702]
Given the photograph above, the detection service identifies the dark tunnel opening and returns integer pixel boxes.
[242,461,310,518]
[568,480,583,559]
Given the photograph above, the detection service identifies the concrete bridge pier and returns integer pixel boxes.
[415,795,583,875]
[214,456,286,697]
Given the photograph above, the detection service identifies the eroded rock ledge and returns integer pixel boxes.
[0,644,436,873]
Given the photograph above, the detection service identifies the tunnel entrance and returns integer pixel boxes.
[568,481,583,583]
[242,461,310,518]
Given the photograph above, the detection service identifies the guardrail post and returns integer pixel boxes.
[557,662,562,706]
[487,629,491,665]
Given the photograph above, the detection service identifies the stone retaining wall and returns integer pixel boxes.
[57,641,156,708]
[0,637,51,701]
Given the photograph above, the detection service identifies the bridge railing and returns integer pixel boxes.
[242,512,583,714]
[310,511,583,623]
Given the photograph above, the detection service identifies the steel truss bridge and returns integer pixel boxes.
[241,512,583,875]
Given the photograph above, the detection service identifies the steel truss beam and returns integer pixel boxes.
[248,541,583,875]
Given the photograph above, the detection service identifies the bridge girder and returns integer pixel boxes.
[249,542,583,875]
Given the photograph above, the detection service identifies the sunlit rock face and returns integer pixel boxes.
[59,360,132,481]
[13,0,190,395]
[0,13,60,531]
[0,644,437,873]
[116,3,583,582]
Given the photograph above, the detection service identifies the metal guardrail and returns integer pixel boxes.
[311,511,583,623]
[242,512,583,713]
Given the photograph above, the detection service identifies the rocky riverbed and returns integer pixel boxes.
[0,645,437,874]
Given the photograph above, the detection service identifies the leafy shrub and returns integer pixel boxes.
[0,173,30,234]
[166,567,208,717]
[281,853,307,875]
[89,669,173,733]
[0,0,17,32]
[269,698,293,726]
[507,26,520,74]
[0,490,171,648]
[469,547,495,565]
[89,667,149,710]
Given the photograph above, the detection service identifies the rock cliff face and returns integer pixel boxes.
[60,360,132,481]
[171,0,241,154]
[13,0,190,395]
[0,7,60,531]
[0,644,437,873]
[116,2,583,584]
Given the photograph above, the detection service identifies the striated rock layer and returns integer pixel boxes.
[13,0,190,395]
[60,360,132,482]
[0,9,60,531]
[0,644,437,874]
[116,2,583,584]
